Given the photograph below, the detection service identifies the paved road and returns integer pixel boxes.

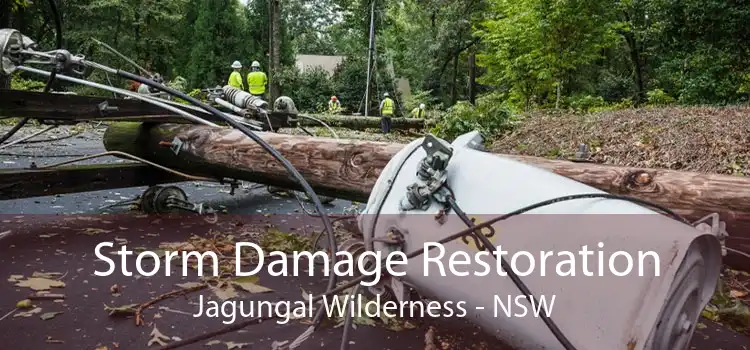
[1,125,748,350]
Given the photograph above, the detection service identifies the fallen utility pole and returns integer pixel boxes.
[103,122,750,268]
[300,114,433,131]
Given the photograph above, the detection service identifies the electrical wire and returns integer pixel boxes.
[113,70,339,331]
[0,125,57,150]
[15,66,220,127]
[33,151,219,182]
[0,117,31,144]
[298,115,339,139]
[159,192,691,350]
[0,0,61,146]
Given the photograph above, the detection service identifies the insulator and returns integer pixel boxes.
[222,85,268,110]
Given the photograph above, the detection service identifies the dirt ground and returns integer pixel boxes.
[490,106,750,176]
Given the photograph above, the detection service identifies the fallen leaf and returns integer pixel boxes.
[176,282,205,289]
[7,274,23,282]
[104,303,139,316]
[147,326,170,347]
[210,283,238,301]
[81,228,113,235]
[14,307,42,317]
[231,276,273,294]
[730,290,747,298]
[225,341,249,349]
[39,234,59,238]
[15,277,65,291]
[40,311,63,320]
[696,322,707,329]
[94,347,108,350]
[16,299,32,308]
[205,340,221,346]
[110,284,119,294]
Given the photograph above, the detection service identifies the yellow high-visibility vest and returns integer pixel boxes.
[227,71,243,90]
[246,71,268,95]
[411,107,424,118]
[381,98,394,115]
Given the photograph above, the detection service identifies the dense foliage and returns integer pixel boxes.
[3,0,749,137]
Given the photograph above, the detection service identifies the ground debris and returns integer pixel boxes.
[490,107,750,176]
[40,311,63,320]
[104,303,139,316]
[147,326,170,347]
[702,270,750,335]
[14,307,42,318]
[14,276,65,291]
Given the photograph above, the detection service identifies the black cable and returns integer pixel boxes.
[447,192,570,348]
[0,118,30,144]
[118,71,339,328]
[1,0,64,145]
[332,192,690,349]
[157,192,690,350]
[0,70,58,146]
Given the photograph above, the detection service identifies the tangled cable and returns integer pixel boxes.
[158,192,690,350]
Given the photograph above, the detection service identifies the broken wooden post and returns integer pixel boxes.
[103,122,750,269]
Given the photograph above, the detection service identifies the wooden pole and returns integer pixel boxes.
[103,122,750,267]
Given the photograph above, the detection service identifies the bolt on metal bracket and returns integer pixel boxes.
[170,137,183,155]
[98,100,119,116]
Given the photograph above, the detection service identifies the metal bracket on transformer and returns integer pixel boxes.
[399,134,454,211]
[691,213,729,256]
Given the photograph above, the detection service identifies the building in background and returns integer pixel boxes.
[294,54,412,105]
[295,55,345,76]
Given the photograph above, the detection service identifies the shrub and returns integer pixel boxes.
[646,88,676,106]
[430,92,516,141]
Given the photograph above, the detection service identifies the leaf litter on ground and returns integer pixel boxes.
[14,276,65,291]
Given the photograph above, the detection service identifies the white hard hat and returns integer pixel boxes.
[231,61,242,69]
[420,103,425,109]
[383,92,389,97]
[251,61,260,68]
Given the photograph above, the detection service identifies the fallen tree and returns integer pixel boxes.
[103,122,750,269]
[299,114,433,131]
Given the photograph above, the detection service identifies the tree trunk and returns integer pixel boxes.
[621,13,645,106]
[103,122,750,269]
[299,115,433,131]
[468,49,476,105]
[269,0,281,101]
[0,0,11,90]
[450,52,459,105]
[103,122,750,222]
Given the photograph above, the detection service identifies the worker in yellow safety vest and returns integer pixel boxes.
[379,92,394,133]
[227,61,244,90]
[328,96,341,113]
[246,61,268,98]
[410,103,426,118]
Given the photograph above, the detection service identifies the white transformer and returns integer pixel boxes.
[358,131,722,350]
